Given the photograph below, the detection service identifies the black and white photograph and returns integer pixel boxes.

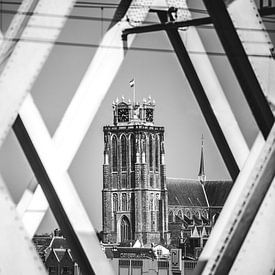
[0,0,275,274]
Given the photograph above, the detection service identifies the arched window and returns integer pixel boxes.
[177,210,183,219]
[186,209,191,219]
[149,135,154,170]
[122,193,127,211]
[168,211,174,223]
[150,195,154,211]
[130,134,135,171]
[155,198,159,230]
[150,194,154,231]
[120,216,130,242]
[121,135,127,171]
[121,175,127,189]
[155,135,159,171]
[113,193,118,212]
[112,136,118,172]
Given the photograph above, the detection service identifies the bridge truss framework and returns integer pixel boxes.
[0,0,274,274]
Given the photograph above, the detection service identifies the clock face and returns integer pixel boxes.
[146,108,153,122]
[118,108,129,122]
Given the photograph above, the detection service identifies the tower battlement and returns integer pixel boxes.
[112,96,155,126]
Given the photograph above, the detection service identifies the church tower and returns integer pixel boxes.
[102,96,168,245]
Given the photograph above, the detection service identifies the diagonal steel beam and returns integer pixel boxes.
[0,0,47,225]
[122,16,212,38]
[227,0,275,106]
[229,177,275,274]
[0,175,47,274]
[198,122,275,274]
[0,0,76,148]
[0,0,39,67]
[11,1,150,271]
[0,0,113,272]
[0,0,77,244]
[53,0,152,168]
[17,0,155,236]
[158,11,243,180]
[0,1,76,271]
[195,1,275,273]
[0,0,80,236]
[196,132,266,274]
[202,0,274,139]
[14,95,115,275]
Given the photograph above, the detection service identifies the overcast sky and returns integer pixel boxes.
[0,0,260,233]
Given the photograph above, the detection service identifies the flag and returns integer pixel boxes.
[129,78,135,87]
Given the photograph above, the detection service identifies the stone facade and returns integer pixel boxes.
[102,97,233,249]
[102,97,168,244]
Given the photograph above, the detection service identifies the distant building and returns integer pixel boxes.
[102,97,233,259]
[33,230,81,275]
[33,233,52,263]
[32,96,233,275]
[167,178,232,258]
[104,246,171,274]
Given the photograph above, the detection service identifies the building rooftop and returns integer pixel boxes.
[204,180,233,207]
[167,178,208,207]
[167,178,233,208]
[48,236,70,250]
[112,96,156,126]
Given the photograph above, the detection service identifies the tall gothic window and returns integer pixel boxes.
[130,134,135,171]
[112,136,118,172]
[169,211,174,223]
[150,175,154,188]
[156,199,159,230]
[121,216,130,242]
[121,135,127,171]
[150,194,154,231]
[150,195,154,211]
[155,135,159,171]
[149,135,154,170]
[113,193,118,212]
[121,175,127,189]
[122,193,127,211]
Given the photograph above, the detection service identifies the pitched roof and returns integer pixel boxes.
[204,180,233,206]
[60,249,74,264]
[49,236,70,250]
[54,249,66,261]
[167,178,208,207]
[45,249,60,263]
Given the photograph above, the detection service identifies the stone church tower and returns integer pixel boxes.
[102,97,168,245]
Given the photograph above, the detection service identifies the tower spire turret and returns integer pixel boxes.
[198,134,206,182]
[112,95,155,126]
